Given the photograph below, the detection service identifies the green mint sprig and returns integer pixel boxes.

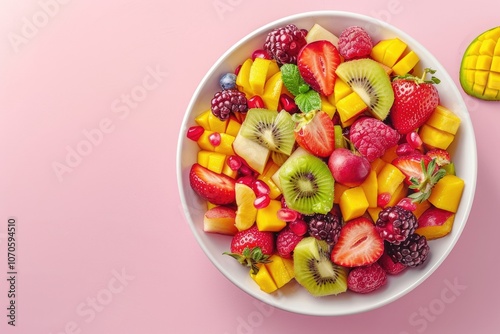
[280,63,321,113]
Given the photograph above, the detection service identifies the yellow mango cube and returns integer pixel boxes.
[428,175,465,213]
[262,71,283,111]
[194,110,212,130]
[250,264,278,293]
[425,105,461,135]
[382,38,407,67]
[256,199,287,232]
[207,152,227,174]
[265,255,293,288]
[418,124,455,150]
[334,182,351,204]
[370,158,387,174]
[208,111,228,133]
[367,207,383,222]
[339,186,369,221]
[370,39,393,63]
[392,50,420,75]
[413,200,432,219]
[236,58,254,97]
[377,163,405,196]
[386,182,408,207]
[249,58,272,96]
[225,117,241,137]
[331,78,352,104]
[361,170,378,208]
[336,91,368,124]
[381,145,399,164]
[321,95,336,119]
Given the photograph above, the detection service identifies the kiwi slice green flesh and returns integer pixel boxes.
[293,237,348,297]
[335,58,394,121]
[279,153,334,215]
[239,108,295,155]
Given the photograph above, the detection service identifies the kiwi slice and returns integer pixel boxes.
[335,58,394,121]
[279,153,334,215]
[293,237,348,297]
[239,108,295,155]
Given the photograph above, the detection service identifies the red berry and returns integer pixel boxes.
[347,262,387,293]
[189,163,235,205]
[230,224,274,255]
[208,132,221,146]
[186,125,204,141]
[254,194,270,209]
[263,24,308,65]
[338,26,373,60]
[276,226,303,258]
[349,117,400,162]
[377,250,407,275]
[375,206,418,244]
[247,95,265,109]
[289,219,308,236]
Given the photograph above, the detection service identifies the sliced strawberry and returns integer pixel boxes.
[426,148,451,166]
[297,40,341,96]
[293,110,335,157]
[331,217,384,267]
[189,163,236,205]
[392,153,434,185]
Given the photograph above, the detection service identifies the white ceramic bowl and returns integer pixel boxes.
[177,11,477,316]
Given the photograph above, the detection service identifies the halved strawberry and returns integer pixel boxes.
[392,154,446,203]
[426,148,451,166]
[293,110,335,157]
[331,217,384,267]
[297,40,341,96]
[189,163,236,205]
[392,153,434,185]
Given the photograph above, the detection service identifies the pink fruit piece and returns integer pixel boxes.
[347,262,387,293]
[349,117,400,162]
[254,194,270,209]
[377,249,407,275]
[338,26,373,60]
[276,226,303,258]
[289,219,308,236]
[186,125,204,141]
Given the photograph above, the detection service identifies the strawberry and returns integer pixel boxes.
[392,154,446,203]
[297,40,341,96]
[331,217,384,267]
[347,262,387,293]
[189,163,236,205]
[293,110,335,157]
[224,224,274,274]
[390,68,441,134]
[426,148,451,166]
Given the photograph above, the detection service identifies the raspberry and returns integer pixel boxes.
[276,226,303,259]
[375,206,418,244]
[349,117,400,162]
[347,262,387,293]
[338,26,373,60]
[263,24,308,65]
[306,212,342,245]
[211,89,248,121]
[386,233,430,267]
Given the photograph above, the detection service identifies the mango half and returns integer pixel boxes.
[459,26,500,101]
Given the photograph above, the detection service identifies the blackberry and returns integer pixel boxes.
[306,212,342,245]
[386,233,430,267]
[375,206,418,244]
[210,89,248,121]
[263,24,308,65]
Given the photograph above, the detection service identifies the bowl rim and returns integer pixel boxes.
[177,10,478,316]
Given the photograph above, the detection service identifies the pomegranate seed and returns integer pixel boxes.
[396,143,418,156]
[396,197,417,211]
[251,49,271,60]
[280,196,288,208]
[208,132,221,146]
[234,65,242,76]
[377,192,391,208]
[236,175,255,187]
[248,95,265,109]
[227,155,242,171]
[252,179,270,197]
[254,194,271,209]
[238,164,253,176]
[289,219,308,236]
[279,94,299,114]
[186,125,204,141]
[277,208,300,222]
[406,131,423,149]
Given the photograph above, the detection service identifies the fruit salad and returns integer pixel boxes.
[185,22,465,297]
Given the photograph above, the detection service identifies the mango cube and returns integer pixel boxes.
[250,264,278,293]
[266,255,294,288]
[197,131,235,155]
[336,91,368,124]
[377,163,405,196]
[236,58,253,97]
[256,199,287,232]
[367,207,383,222]
[418,124,455,150]
[425,105,461,135]
[262,71,283,111]
[382,38,407,67]
[249,58,272,96]
[194,110,211,130]
[331,78,352,104]
[339,186,369,221]
[428,175,465,213]
[360,170,378,208]
[334,182,351,204]
[392,50,420,75]
[225,117,242,137]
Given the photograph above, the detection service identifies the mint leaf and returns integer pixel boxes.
[281,64,309,96]
[295,90,321,113]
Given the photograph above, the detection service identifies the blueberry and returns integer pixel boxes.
[219,72,237,90]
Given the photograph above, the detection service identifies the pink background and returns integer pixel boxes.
[0,0,498,333]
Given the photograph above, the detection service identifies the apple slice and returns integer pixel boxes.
[203,206,238,235]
